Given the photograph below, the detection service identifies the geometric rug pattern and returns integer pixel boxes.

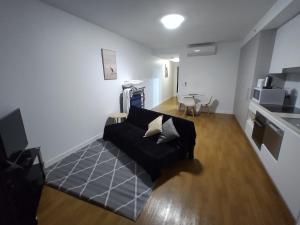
[45,139,153,220]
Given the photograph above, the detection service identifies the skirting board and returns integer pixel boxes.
[44,133,103,168]
[151,96,173,109]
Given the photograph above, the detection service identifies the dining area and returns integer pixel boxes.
[177,94,214,117]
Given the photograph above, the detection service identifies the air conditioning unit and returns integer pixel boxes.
[187,43,217,57]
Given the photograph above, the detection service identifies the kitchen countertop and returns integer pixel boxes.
[249,100,300,137]
[282,117,300,130]
[248,101,300,220]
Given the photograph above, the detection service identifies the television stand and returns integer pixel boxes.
[0,147,45,225]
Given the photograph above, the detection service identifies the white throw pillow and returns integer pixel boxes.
[144,116,163,137]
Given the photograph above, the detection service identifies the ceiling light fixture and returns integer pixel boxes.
[171,57,180,62]
[160,14,185,30]
[194,49,201,52]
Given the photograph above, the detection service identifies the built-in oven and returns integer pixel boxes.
[251,111,284,160]
[263,121,284,160]
[252,112,267,149]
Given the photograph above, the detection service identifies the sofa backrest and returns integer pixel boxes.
[127,107,196,150]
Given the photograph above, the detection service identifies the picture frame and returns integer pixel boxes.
[101,49,117,80]
[165,64,168,78]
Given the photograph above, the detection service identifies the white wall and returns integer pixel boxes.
[269,14,300,108]
[269,14,300,73]
[242,0,295,46]
[284,74,300,107]
[172,62,179,96]
[143,59,174,109]
[0,0,174,165]
[178,42,240,114]
[167,61,179,97]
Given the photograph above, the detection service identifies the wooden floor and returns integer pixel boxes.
[38,97,294,225]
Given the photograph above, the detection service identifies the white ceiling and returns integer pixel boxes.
[42,0,277,50]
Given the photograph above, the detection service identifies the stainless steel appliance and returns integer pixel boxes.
[252,112,266,149]
[263,75,273,89]
[252,111,284,160]
[263,121,284,160]
[252,88,285,105]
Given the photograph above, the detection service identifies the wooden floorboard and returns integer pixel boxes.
[38,97,294,225]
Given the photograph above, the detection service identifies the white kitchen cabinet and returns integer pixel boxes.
[247,102,300,219]
[234,30,276,129]
[262,127,300,219]
[269,14,300,73]
[245,119,254,138]
[273,128,300,218]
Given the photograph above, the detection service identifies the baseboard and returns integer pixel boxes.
[151,96,173,109]
[45,133,103,167]
[161,96,173,103]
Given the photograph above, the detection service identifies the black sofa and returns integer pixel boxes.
[103,106,196,180]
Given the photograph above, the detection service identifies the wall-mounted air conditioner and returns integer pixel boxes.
[187,43,217,57]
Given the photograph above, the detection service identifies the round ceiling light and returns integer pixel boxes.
[160,14,185,30]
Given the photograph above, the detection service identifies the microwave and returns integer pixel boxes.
[252,87,285,105]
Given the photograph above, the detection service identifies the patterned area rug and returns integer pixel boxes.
[45,139,153,220]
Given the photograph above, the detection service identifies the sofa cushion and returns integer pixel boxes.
[134,138,178,163]
[104,122,176,161]
[127,106,163,130]
[127,107,196,155]
[104,121,179,179]
[104,122,145,145]
[144,115,163,137]
[157,118,180,144]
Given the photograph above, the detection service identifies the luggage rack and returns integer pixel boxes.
[121,85,145,111]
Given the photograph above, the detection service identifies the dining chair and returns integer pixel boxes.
[177,95,192,111]
[201,96,213,114]
[182,97,196,117]
[177,95,184,111]
[194,98,202,115]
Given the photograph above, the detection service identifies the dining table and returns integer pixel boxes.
[188,93,205,98]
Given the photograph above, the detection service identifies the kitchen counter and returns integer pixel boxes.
[246,100,300,220]
[249,100,300,137]
[282,117,300,130]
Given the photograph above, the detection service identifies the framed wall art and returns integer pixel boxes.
[101,49,117,80]
[165,64,168,78]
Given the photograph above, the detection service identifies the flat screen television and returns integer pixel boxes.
[0,109,28,163]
